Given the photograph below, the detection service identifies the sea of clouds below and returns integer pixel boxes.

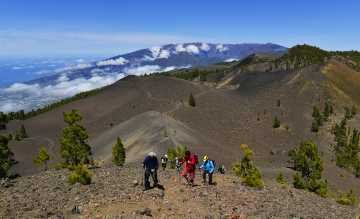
[0,64,188,112]
[0,43,235,112]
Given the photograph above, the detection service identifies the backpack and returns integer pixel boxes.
[192,154,199,165]
[210,159,216,169]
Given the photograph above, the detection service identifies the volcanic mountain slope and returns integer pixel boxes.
[2,45,360,196]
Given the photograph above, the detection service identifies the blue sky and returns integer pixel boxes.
[1,0,359,57]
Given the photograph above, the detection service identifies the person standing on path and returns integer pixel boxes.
[160,154,168,171]
[200,155,215,185]
[180,150,198,186]
[143,152,159,190]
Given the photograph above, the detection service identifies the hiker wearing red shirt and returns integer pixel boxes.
[180,150,198,186]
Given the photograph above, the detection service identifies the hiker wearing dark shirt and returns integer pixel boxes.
[143,152,159,190]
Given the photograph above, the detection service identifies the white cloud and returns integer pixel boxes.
[224,58,239,62]
[0,102,31,113]
[75,63,92,69]
[56,74,69,83]
[200,43,210,51]
[175,44,186,53]
[52,63,93,73]
[159,49,170,59]
[5,83,41,95]
[90,68,105,74]
[124,65,162,76]
[216,44,229,52]
[124,64,190,76]
[186,44,200,54]
[0,72,126,112]
[96,57,129,66]
[146,47,171,60]
[175,44,200,54]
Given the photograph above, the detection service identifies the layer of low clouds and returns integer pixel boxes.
[0,64,187,112]
[0,72,125,112]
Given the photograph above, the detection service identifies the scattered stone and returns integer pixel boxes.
[132,180,139,187]
[136,208,152,217]
[0,166,356,219]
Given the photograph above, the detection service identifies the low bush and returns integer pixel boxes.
[68,165,92,185]
[337,190,358,206]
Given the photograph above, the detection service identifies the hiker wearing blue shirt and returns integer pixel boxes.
[200,155,215,185]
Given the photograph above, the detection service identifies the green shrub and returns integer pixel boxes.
[233,144,264,188]
[33,146,51,171]
[273,116,280,128]
[112,137,126,166]
[293,172,306,189]
[167,145,187,168]
[68,165,92,185]
[276,171,287,185]
[0,135,15,178]
[337,190,358,206]
[289,141,328,197]
[311,121,319,133]
[188,93,196,107]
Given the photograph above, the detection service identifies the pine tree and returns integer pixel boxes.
[273,116,280,128]
[276,171,287,185]
[188,93,196,107]
[60,110,92,167]
[323,102,331,121]
[112,137,126,166]
[0,135,14,178]
[0,112,8,130]
[311,121,319,133]
[312,106,323,126]
[19,124,28,139]
[289,141,327,197]
[233,144,264,188]
[33,146,51,171]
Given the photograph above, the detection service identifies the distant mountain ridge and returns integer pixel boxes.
[0,42,287,112]
[29,42,287,86]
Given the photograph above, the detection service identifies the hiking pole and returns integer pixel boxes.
[140,164,144,187]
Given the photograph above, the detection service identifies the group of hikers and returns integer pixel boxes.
[142,150,226,190]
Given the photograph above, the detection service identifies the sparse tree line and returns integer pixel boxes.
[332,106,359,178]
[311,101,334,132]
[0,109,126,185]
[0,88,103,126]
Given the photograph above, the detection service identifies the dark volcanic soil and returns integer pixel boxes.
[0,166,357,219]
